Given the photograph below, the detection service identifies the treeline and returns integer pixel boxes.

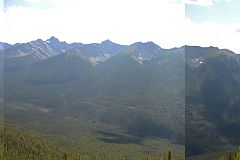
[0,125,175,160]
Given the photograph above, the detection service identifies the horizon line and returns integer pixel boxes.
[1,36,238,54]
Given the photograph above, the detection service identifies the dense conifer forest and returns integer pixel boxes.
[0,124,180,160]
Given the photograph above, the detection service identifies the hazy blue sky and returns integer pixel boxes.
[186,0,240,24]
[1,0,240,53]
[185,0,240,53]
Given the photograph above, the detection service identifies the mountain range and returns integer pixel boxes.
[1,37,240,159]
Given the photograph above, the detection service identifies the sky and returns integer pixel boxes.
[0,0,240,53]
[185,0,240,53]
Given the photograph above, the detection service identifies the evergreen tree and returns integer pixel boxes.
[167,151,172,160]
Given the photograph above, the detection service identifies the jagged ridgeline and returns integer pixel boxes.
[1,37,185,159]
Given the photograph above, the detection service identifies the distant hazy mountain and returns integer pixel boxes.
[1,37,240,158]
[121,41,162,61]
[0,42,11,50]
[66,40,126,64]
[1,37,127,72]
[45,36,79,53]
[4,39,61,59]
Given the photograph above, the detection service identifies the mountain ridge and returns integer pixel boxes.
[1,37,240,158]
